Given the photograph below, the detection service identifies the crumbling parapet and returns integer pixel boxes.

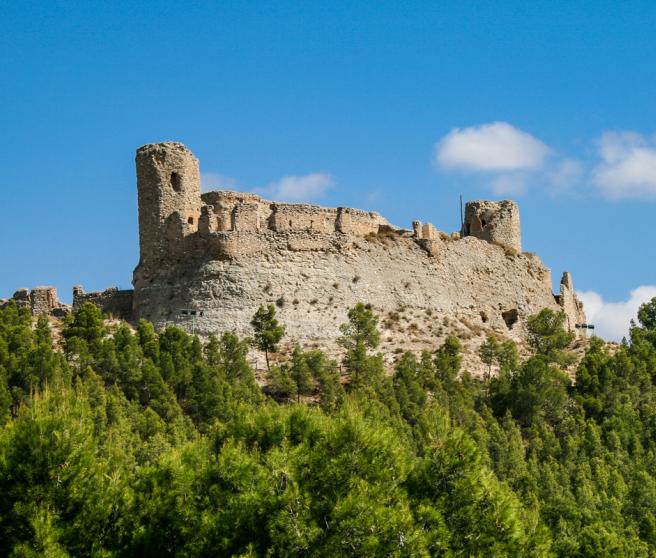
[198,205,213,235]
[462,200,521,253]
[73,285,134,320]
[413,220,443,256]
[348,208,387,236]
[11,288,30,309]
[412,220,439,240]
[232,202,261,232]
[270,204,336,233]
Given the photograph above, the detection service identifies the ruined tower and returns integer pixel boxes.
[135,142,202,270]
[462,200,521,253]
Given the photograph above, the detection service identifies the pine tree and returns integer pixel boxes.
[289,346,313,402]
[251,305,285,370]
[479,336,500,380]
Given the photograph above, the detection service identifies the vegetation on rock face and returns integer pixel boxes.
[2,298,656,556]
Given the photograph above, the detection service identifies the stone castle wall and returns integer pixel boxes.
[128,141,586,355]
[134,143,395,272]
[73,286,133,320]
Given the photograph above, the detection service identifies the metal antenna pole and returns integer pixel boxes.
[459,194,464,233]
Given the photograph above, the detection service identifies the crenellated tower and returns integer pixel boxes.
[135,142,202,270]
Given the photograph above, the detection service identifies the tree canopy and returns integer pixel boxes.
[2,300,656,556]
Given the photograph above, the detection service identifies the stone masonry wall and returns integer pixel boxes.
[73,286,133,320]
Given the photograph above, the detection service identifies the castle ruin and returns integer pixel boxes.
[2,141,586,364]
[130,142,584,348]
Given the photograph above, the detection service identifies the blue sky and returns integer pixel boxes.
[1,1,655,339]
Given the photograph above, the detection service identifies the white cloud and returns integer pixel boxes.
[593,131,656,199]
[577,286,656,342]
[436,122,550,172]
[201,172,238,192]
[491,174,527,196]
[549,159,584,192]
[260,173,334,202]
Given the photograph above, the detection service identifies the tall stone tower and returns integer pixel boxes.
[462,200,521,253]
[135,142,202,270]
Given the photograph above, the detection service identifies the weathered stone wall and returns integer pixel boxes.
[413,221,439,240]
[30,287,59,316]
[205,232,265,258]
[270,204,337,234]
[230,202,259,232]
[462,200,521,253]
[344,208,387,236]
[557,272,586,335]
[73,286,133,320]
[0,287,70,317]
[191,190,389,241]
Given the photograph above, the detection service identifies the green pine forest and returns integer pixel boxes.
[2,298,656,557]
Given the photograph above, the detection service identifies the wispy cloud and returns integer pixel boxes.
[201,172,238,192]
[436,122,550,172]
[548,159,584,193]
[366,190,384,204]
[593,131,656,199]
[490,174,527,196]
[577,286,656,341]
[258,173,334,202]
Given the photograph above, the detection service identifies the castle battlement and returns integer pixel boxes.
[135,142,522,272]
